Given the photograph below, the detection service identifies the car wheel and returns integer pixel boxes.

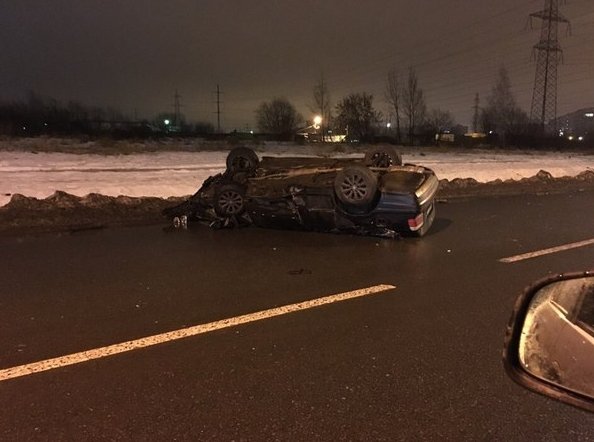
[226,147,259,173]
[364,146,402,167]
[334,166,378,209]
[214,183,246,217]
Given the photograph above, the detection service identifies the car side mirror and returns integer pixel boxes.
[503,272,594,413]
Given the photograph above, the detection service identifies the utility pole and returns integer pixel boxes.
[214,84,222,133]
[320,73,325,142]
[472,93,480,133]
[529,0,570,132]
[173,89,183,127]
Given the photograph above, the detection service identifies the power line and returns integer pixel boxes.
[217,2,590,127]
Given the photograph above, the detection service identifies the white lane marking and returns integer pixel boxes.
[499,238,594,263]
[0,284,395,382]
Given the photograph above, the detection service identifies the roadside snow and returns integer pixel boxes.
[405,150,592,182]
[0,147,592,207]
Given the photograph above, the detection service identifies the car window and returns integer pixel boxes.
[576,286,594,337]
[549,279,586,316]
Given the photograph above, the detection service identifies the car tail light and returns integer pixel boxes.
[408,213,424,231]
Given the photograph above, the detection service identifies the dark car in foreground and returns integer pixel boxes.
[164,146,439,238]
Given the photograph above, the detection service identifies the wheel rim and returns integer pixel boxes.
[340,173,369,202]
[218,190,244,215]
[232,157,251,170]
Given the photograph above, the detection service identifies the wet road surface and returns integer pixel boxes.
[1,191,593,440]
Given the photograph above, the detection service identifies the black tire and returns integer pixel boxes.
[214,183,246,217]
[226,147,259,173]
[364,146,402,167]
[334,166,378,209]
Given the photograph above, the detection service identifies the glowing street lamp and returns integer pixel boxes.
[164,119,170,125]
[315,115,324,142]
[313,115,322,129]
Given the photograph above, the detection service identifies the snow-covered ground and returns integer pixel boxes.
[0,147,592,207]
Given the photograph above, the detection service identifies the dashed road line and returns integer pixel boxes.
[499,238,594,263]
[0,284,396,382]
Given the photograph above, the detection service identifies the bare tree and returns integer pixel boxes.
[385,68,402,143]
[481,66,528,145]
[402,67,426,145]
[255,97,303,139]
[310,73,332,141]
[334,92,381,142]
[425,108,454,134]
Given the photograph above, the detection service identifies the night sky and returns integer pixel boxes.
[1,0,592,130]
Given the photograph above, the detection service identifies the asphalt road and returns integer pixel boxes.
[1,191,593,441]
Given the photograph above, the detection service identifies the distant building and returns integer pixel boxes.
[553,107,594,137]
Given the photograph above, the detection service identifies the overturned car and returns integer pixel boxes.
[164,146,439,238]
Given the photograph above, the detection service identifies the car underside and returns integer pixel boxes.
[164,147,439,239]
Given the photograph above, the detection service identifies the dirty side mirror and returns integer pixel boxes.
[503,272,594,413]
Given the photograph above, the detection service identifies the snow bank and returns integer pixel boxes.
[1,145,592,207]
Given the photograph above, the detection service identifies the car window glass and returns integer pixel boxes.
[549,279,585,315]
[576,285,594,336]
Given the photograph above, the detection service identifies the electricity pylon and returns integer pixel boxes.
[529,0,570,131]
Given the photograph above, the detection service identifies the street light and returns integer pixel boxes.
[164,119,170,126]
[313,115,322,129]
